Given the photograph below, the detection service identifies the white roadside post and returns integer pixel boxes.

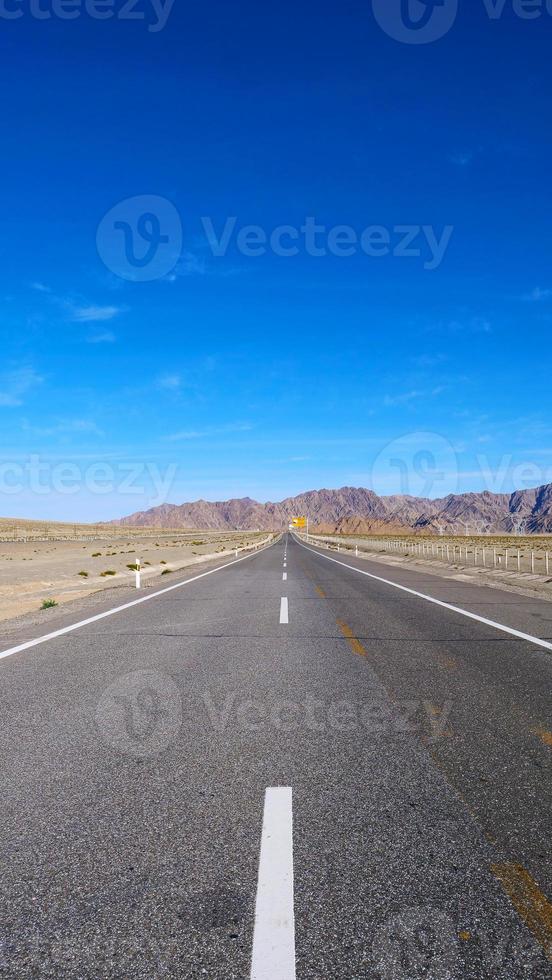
[355,545,358,557]
[135,557,141,590]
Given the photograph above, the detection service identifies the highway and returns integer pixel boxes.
[1,533,551,978]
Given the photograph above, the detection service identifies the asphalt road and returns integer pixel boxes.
[1,533,551,978]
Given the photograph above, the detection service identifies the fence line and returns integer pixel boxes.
[297,533,551,579]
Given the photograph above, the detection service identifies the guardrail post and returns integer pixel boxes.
[531,551,535,574]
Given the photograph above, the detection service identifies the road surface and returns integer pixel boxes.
[1,533,551,978]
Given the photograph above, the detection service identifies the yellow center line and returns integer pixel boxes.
[336,619,367,657]
[532,726,552,747]
[491,863,552,960]
[424,701,453,738]
[315,585,326,598]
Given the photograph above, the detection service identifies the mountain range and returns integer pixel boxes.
[111,483,552,535]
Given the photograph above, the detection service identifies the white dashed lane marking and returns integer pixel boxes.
[250,787,295,980]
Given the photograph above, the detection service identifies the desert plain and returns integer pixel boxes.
[0,522,268,623]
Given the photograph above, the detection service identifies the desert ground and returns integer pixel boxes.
[0,524,269,623]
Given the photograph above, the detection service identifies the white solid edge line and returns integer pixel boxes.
[0,542,275,662]
[280,597,289,624]
[250,787,296,980]
[283,572,287,581]
[294,537,552,653]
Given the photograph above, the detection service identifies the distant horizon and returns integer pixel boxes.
[3,476,552,527]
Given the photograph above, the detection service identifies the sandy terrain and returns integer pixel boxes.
[0,530,269,623]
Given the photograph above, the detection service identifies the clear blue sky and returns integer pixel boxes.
[1,0,551,520]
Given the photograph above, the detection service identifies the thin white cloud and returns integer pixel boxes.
[157,373,183,390]
[70,305,123,323]
[30,283,126,325]
[384,386,445,408]
[21,418,104,437]
[163,422,254,442]
[383,389,423,407]
[164,249,242,282]
[0,366,43,407]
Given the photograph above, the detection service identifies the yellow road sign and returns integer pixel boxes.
[291,516,307,528]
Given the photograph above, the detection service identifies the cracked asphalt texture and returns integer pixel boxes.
[1,533,551,978]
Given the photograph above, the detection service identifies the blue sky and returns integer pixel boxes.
[1,0,551,520]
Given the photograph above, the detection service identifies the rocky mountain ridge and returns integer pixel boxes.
[111,483,552,535]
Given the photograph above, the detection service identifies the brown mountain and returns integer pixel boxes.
[111,483,552,535]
